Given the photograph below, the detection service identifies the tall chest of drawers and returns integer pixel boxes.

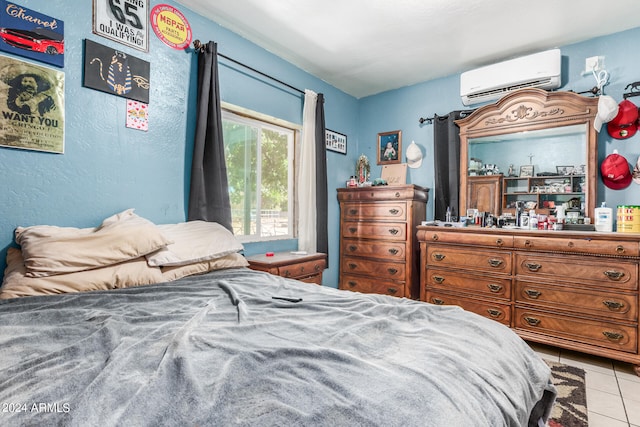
[337,185,428,299]
[417,226,640,375]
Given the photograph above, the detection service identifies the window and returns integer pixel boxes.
[222,109,296,242]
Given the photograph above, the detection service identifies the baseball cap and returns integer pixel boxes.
[607,99,639,139]
[593,95,618,132]
[406,141,423,168]
[600,150,632,189]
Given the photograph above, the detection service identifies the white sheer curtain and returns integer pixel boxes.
[298,90,317,252]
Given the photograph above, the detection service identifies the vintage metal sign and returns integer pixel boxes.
[150,4,192,50]
[93,0,148,52]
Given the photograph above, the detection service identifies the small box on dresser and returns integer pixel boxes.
[337,184,428,299]
[417,225,640,376]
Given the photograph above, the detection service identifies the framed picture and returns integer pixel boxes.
[377,130,402,165]
[0,2,64,68]
[83,39,150,103]
[556,165,574,175]
[93,0,149,52]
[520,165,534,177]
[325,129,347,154]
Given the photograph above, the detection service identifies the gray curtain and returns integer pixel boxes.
[314,94,328,266]
[188,41,233,231]
[433,110,473,220]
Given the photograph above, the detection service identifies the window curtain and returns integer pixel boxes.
[298,90,328,263]
[187,41,233,232]
[433,111,468,221]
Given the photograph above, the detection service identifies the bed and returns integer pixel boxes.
[0,210,556,426]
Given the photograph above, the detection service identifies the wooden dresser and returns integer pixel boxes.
[417,225,640,375]
[337,185,428,299]
[246,252,327,285]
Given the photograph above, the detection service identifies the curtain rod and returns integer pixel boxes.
[192,40,305,96]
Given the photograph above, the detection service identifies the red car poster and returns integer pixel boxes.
[0,1,64,68]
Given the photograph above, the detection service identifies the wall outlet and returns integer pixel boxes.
[583,56,604,74]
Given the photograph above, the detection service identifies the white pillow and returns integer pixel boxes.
[15,209,172,277]
[146,221,243,267]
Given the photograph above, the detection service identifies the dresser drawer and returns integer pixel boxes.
[424,230,513,248]
[342,238,406,260]
[515,253,638,290]
[342,221,406,241]
[343,202,407,221]
[340,274,405,298]
[425,268,511,300]
[280,259,327,281]
[514,235,640,257]
[426,245,511,274]
[514,308,638,353]
[338,187,425,202]
[342,256,405,281]
[426,290,511,325]
[515,280,638,321]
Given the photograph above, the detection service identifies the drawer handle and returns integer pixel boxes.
[487,283,503,293]
[524,239,533,248]
[348,209,358,215]
[348,245,358,252]
[387,288,398,295]
[431,234,439,241]
[487,309,502,318]
[284,271,291,277]
[488,259,503,268]
[349,227,357,233]
[348,263,357,270]
[432,253,446,261]
[524,316,541,327]
[431,297,445,305]
[387,268,398,275]
[525,262,542,272]
[347,281,357,287]
[433,275,445,284]
[314,264,321,272]
[603,300,625,311]
[602,331,624,341]
[567,241,574,248]
[388,248,399,255]
[395,192,401,198]
[496,238,504,246]
[603,270,625,281]
[525,289,542,299]
[389,208,399,215]
[388,228,399,235]
[616,245,625,254]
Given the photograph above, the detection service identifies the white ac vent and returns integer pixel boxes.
[460,49,561,106]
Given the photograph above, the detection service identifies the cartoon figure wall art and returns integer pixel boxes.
[83,39,149,103]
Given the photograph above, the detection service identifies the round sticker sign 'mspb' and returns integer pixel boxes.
[150,4,192,50]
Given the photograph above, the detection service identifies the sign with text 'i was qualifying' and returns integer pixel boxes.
[93,0,148,52]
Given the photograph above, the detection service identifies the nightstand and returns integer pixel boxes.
[246,252,327,285]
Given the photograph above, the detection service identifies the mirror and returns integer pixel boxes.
[457,88,598,222]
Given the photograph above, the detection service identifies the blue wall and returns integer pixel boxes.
[0,1,639,287]
[0,0,357,286]
[358,27,640,221]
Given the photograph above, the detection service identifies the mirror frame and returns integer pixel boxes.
[456,88,599,219]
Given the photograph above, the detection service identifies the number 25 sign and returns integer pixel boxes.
[93,0,149,52]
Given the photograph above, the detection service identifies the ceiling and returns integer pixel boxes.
[175,0,640,99]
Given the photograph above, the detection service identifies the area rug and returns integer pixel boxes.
[546,360,588,427]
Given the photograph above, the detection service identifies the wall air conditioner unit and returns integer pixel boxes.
[460,48,561,106]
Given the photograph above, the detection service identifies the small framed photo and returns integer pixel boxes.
[520,165,534,177]
[325,129,347,154]
[377,130,402,165]
[556,165,574,175]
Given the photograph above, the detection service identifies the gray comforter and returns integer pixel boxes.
[0,268,555,426]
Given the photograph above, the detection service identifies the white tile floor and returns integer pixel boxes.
[528,342,640,427]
